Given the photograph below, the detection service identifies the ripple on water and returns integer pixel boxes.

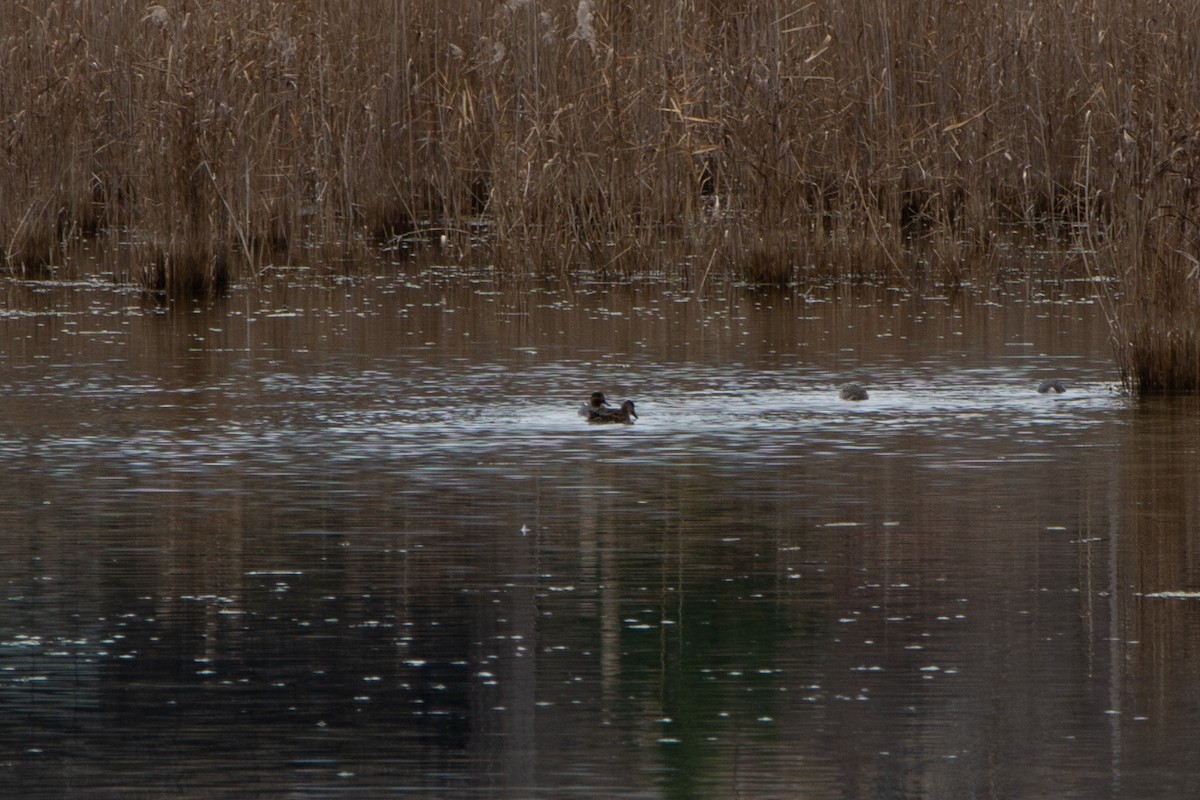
[13,372,1125,478]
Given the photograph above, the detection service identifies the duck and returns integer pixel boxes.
[589,399,638,424]
[579,391,611,417]
[839,384,869,401]
[1037,379,1067,394]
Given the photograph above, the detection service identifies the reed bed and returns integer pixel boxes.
[2,0,1200,389]
[1099,125,1200,395]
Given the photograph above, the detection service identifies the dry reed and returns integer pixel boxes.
[1,0,1200,390]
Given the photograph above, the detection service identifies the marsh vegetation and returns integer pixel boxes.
[2,0,1200,391]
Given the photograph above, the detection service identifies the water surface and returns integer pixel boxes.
[1,272,1198,798]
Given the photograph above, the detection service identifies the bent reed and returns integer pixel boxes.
[2,1,1198,392]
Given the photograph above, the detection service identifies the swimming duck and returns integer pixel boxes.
[589,399,637,424]
[1037,379,1067,394]
[839,384,869,401]
[579,391,611,417]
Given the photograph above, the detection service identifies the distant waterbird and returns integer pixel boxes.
[588,399,638,424]
[839,384,869,401]
[1037,379,1067,394]
[580,391,611,417]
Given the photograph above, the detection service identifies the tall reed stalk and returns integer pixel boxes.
[0,0,1199,391]
[1069,0,1200,393]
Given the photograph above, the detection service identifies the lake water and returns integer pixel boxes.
[2,268,1200,798]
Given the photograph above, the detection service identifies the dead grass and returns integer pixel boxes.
[0,1,1199,391]
[1100,131,1200,394]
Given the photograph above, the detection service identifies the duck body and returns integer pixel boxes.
[1037,379,1067,394]
[579,391,611,417]
[839,384,869,401]
[589,399,637,424]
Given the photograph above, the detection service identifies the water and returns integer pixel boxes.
[1,270,1199,798]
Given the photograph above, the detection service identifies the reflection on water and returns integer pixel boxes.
[1,272,1198,798]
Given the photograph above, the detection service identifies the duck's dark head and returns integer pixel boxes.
[590,391,608,407]
[622,400,637,418]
